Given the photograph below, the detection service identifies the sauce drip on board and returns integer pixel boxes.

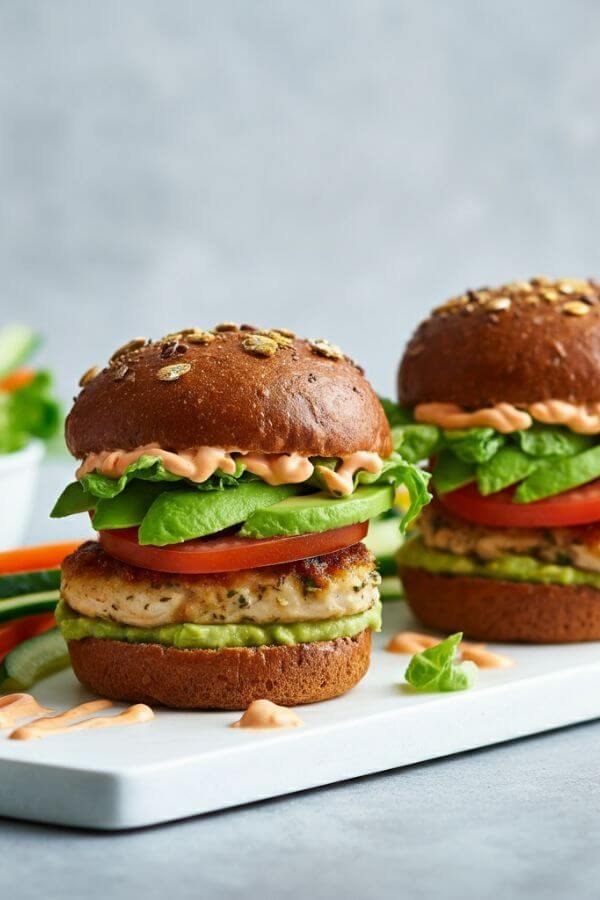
[4,696,154,741]
[231,699,304,729]
[0,693,51,728]
[386,631,514,669]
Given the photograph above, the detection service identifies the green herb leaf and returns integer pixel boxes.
[50,481,97,518]
[515,445,600,503]
[404,632,477,692]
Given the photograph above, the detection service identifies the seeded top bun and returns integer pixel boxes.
[398,278,600,409]
[67,326,392,459]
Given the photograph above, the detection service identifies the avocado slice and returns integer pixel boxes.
[138,481,299,545]
[240,485,394,538]
[92,481,172,531]
[515,444,600,503]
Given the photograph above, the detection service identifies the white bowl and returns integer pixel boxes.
[0,439,45,551]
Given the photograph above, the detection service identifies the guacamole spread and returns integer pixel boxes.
[398,537,600,590]
[56,598,382,649]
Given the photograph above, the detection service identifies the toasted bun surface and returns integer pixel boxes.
[399,278,600,408]
[67,328,391,458]
[400,566,600,643]
[67,631,372,709]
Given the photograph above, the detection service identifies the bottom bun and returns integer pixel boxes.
[68,630,372,710]
[400,567,600,643]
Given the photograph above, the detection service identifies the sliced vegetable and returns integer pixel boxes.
[0,590,59,624]
[439,480,600,528]
[0,613,56,662]
[476,446,539,496]
[364,516,403,576]
[379,575,404,601]
[0,628,69,694]
[138,482,299,545]
[515,445,600,503]
[99,521,369,574]
[240,486,394,538]
[0,541,82,575]
[0,568,61,600]
[404,632,477,693]
[0,367,35,393]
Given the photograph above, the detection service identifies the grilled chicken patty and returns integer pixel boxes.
[61,541,380,628]
[420,503,600,574]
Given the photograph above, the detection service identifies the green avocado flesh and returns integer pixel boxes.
[138,482,298,545]
[55,599,382,649]
[397,537,600,591]
[240,486,394,538]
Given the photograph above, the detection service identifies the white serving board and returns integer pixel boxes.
[2,600,600,831]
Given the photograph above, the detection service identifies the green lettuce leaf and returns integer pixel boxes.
[0,371,60,453]
[51,481,97,518]
[443,427,505,464]
[432,449,476,494]
[379,397,413,427]
[476,446,539,495]
[514,425,594,458]
[391,423,441,463]
[404,632,477,692]
[355,452,431,532]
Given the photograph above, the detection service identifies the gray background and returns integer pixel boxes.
[3,2,600,897]
[2,0,600,401]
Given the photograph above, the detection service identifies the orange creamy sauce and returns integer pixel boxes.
[1,695,154,741]
[77,445,383,496]
[231,699,304,729]
[414,400,600,435]
[386,631,514,669]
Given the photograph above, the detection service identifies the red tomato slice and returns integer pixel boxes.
[0,613,56,662]
[439,480,600,529]
[99,522,369,574]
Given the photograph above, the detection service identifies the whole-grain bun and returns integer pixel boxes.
[399,278,600,408]
[67,630,372,709]
[67,328,391,458]
[399,566,600,643]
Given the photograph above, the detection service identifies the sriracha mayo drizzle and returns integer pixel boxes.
[318,451,383,496]
[414,402,532,433]
[528,400,600,435]
[76,445,384,494]
[415,399,600,435]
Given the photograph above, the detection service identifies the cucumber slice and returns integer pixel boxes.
[0,590,60,623]
[0,628,69,693]
[0,569,61,600]
[364,516,403,576]
[379,575,405,602]
[0,324,39,378]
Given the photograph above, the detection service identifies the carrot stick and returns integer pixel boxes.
[0,541,84,575]
[0,367,36,392]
